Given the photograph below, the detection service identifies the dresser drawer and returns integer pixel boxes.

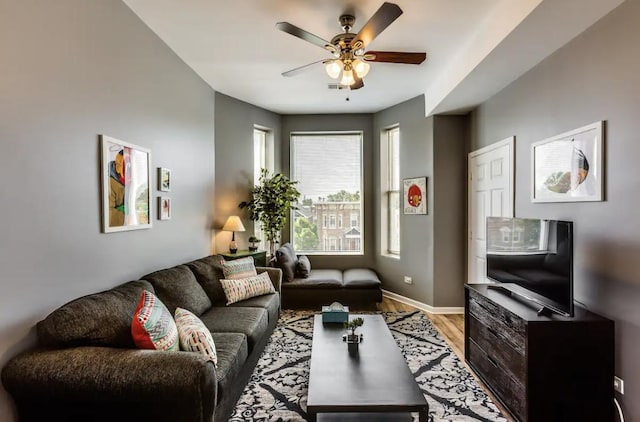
[468,315,526,384]
[468,339,526,420]
[468,290,525,354]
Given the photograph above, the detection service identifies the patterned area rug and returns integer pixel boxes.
[231,311,506,421]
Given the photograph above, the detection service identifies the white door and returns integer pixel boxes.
[468,137,514,283]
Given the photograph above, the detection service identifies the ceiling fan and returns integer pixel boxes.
[276,2,426,90]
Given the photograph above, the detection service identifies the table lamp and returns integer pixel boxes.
[222,216,246,253]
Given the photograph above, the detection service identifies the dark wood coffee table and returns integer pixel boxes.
[307,314,429,421]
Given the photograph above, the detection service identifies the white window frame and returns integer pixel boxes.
[290,131,364,255]
[253,127,274,251]
[381,126,400,257]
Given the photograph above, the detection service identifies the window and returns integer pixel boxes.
[253,127,273,250]
[381,127,400,256]
[291,132,363,254]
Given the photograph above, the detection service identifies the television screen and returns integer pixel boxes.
[486,217,573,316]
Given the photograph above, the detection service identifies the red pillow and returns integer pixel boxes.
[131,290,179,351]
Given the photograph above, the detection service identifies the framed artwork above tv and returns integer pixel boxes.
[531,121,604,203]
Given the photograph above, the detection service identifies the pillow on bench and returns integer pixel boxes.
[275,243,297,283]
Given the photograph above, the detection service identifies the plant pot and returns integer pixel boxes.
[345,333,361,356]
[248,245,258,252]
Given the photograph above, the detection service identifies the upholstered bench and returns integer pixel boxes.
[272,244,382,310]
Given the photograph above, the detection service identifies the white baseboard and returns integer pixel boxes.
[382,289,464,315]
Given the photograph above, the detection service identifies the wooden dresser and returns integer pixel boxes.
[464,284,614,422]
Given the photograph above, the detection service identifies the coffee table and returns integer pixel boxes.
[307,314,429,421]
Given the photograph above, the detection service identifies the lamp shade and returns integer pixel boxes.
[325,60,342,79]
[222,216,246,232]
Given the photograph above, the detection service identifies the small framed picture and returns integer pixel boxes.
[158,167,171,192]
[403,177,428,214]
[158,197,171,220]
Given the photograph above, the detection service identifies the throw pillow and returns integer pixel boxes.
[275,243,297,283]
[221,256,257,280]
[174,307,217,366]
[220,272,276,305]
[296,255,311,278]
[131,290,179,351]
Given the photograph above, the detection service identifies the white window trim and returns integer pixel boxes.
[381,125,400,258]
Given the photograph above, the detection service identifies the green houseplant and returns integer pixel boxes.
[343,317,364,355]
[239,169,300,256]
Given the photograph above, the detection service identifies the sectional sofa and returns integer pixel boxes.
[1,255,281,422]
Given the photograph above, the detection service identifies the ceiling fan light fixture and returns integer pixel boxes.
[353,59,370,78]
[325,60,342,79]
[340,68,355,86]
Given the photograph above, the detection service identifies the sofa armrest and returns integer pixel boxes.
[2,346,216,422]
[257,266,282,293]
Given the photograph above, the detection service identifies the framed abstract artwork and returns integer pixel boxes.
[158,167,171,192]
[531,121,604,203]
[158,197,171,220]
[403,176,427,214]
[101,135,152,233]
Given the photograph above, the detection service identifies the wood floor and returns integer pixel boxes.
[379,296,514,421]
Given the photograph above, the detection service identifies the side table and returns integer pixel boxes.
[219,250,267,267]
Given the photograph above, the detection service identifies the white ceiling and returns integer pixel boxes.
[123,0,624,115]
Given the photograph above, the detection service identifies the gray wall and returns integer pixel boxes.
[0,1,215,420]
[281,114,375,270]
[373,97,435,304]
[471,0,639,418]
[433,116,469,307]
[373,97,468,307]
[213,93,281,253]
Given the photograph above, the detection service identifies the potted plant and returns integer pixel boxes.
[248,236,261,252]
[239,169,301,256]
[343,317,364,355]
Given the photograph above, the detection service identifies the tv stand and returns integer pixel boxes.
[465,283,614,421]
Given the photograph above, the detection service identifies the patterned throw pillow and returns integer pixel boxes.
[221,256,257,280]
[174,307,217,367]
[220,272,276,305]
[131,290,179,351]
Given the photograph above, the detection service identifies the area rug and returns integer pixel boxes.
[230,311,506,421]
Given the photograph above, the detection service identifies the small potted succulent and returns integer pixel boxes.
[343,317,364,355]
[248,236,261,252]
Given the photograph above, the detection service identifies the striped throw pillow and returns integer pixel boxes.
[174,308,217,366]
[220,272,276,305]
[221,256,257,280]
[131,290,179,351]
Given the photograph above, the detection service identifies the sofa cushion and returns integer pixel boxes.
[275,243,297,283]
[220,272,275,305]
[221,256,257,280]
[175,308,217,366]
[342,268,382,288]
[296,255,311,278]
[184,255,227,305]
[142,265,212,316]
[199,307,268,352]
[37,280,153,349]
[131,290,179,351]
[211,332,248,403]
[286,269,343,288]
[229,292,280,324]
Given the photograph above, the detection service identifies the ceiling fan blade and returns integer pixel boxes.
[351,73,364,90]
[365,51,426,64]
[351,2,403,50]
[282,59,327,77]
[276,22,336,53]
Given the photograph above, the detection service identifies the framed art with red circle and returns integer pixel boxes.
[403,177,427,214]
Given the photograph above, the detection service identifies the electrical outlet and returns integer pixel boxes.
[614,376,624,394]
[404,276,413,285]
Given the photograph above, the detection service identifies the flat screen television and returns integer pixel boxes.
[486,217,574,317]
